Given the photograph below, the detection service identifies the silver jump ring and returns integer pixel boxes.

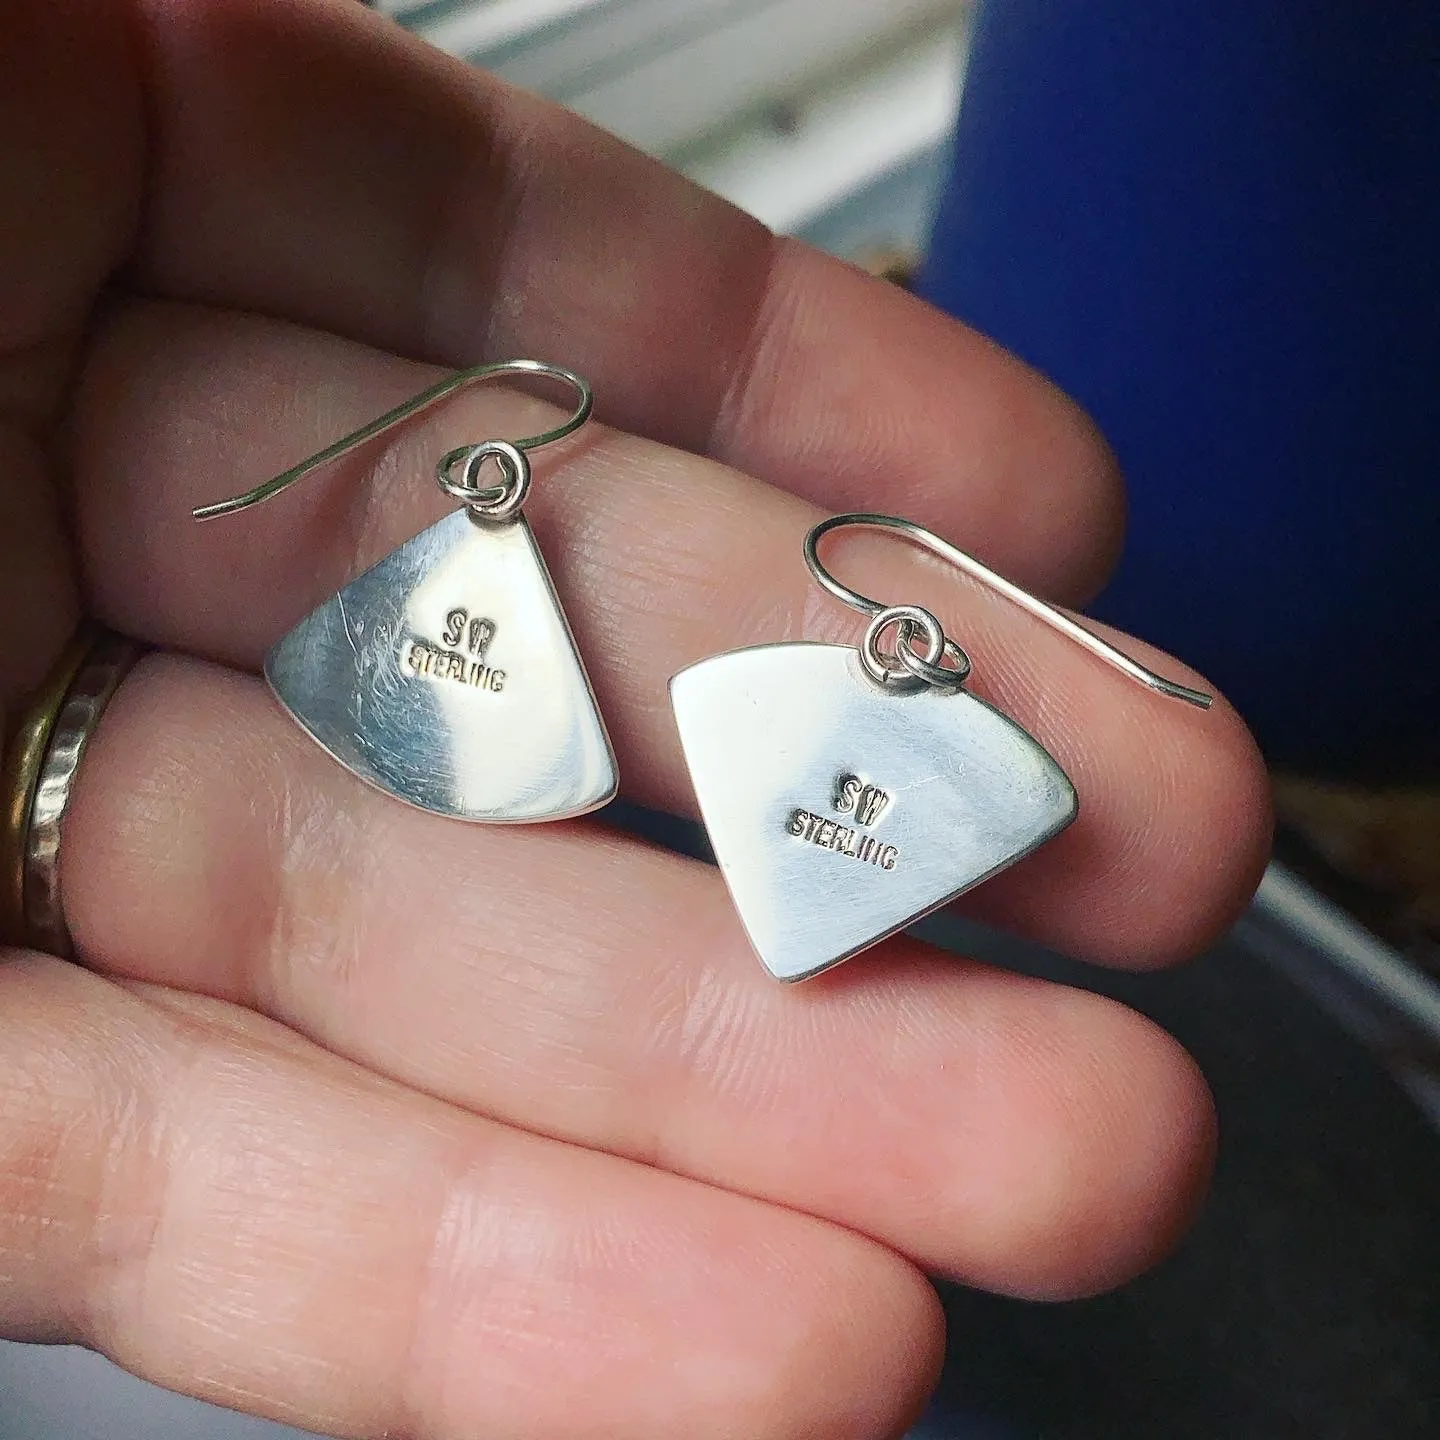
[437,439,531,520]
[862,605,946,692]
[808,514,973,694]
[895,624,972,691]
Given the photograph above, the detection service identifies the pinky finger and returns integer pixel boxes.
[0,955,941,1440]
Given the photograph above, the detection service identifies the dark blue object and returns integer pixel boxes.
[921,0,1440,777]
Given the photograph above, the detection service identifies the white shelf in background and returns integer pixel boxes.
[681,22,965,236]
[400,0,611,58]
[406,0,967,161]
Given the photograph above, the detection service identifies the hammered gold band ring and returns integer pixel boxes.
[1,624,146,958]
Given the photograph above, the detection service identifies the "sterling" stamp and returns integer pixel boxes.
[403,606,506,692]
[786,773,898,870]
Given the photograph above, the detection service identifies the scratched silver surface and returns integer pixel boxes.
[267,509,617,822]
[671,643,1077,981]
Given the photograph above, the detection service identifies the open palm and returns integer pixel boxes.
[0,3,1269,1437]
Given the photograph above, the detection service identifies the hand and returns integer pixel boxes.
[0,2,1269,1437]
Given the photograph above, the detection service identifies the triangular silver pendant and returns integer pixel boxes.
[670,643,1077,981]
[266,509,617,822]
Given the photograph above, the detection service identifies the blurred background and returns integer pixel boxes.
[4,1,1437,1436]
[374,0,969,260]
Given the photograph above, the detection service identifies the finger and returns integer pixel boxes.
[64,653,1216,1298]
[95,0,1116,596]
[74,303,1270,968]
[0,0,138,417]
[0,430,78,703]
[0,955,941,1438]
[0,0,132,698]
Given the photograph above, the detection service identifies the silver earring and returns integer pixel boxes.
[670,512,1210,982]
[195,361,617,824]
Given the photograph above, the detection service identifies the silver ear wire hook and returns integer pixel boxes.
[192,359,593,521]
[804,512,1213,708]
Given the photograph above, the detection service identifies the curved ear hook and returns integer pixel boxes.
[805,512,1213,709]
[192,359,593,521]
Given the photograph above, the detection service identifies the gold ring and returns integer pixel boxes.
[1,624,146,957]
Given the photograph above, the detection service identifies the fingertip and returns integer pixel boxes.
[1033,1002,1217,1299]
[641,1171,947,1440]
[1089,686,1273,972]
[764,1238,945,1440]
[1030,385,1128,606]
[962,657,1273,973]
[713,244,1129,608]
[1146,690,1273,966]
[954,987,1217,1301]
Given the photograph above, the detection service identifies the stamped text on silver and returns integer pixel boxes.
[787,773,899,870]
[403,606,506,692]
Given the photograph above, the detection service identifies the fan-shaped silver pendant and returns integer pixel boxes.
[671,642,1077,981]
[267,509,617,823]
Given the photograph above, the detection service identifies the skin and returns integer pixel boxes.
[0,2,1271,1437]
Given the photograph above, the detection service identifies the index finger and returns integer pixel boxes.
[100,0,1119,599]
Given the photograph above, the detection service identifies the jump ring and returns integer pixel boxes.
[436,439,532,520]
[894,629,972,691]
[861,605,945,692]
[808,513,974,695]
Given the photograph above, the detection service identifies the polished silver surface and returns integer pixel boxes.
[267,510,617,823]
[24,629,145,958]
[670,642,1077,981]
[805,512,1214,708]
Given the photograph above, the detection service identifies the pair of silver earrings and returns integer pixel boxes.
[199,362,1209,983]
